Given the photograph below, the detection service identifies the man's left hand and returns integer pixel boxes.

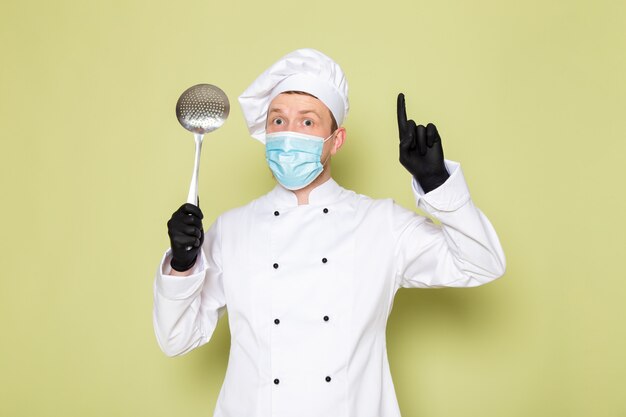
[397,93,450,193]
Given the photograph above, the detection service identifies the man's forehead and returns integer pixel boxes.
[268,92,329,113]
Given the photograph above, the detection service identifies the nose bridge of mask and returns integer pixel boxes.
[266,132,324,156]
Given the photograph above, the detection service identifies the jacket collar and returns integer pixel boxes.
[267,177,347,208]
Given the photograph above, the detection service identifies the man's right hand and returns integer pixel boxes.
[167,203,204,272]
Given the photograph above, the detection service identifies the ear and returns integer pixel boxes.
[330,127,346,156]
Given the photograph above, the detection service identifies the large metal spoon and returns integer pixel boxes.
[176,84,230,205]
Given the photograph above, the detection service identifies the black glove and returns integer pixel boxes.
[397,93,450,193]
[167,203,204,272]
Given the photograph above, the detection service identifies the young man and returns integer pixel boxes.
[154,48,505,417]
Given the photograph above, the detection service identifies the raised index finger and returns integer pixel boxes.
[397,93,408,135]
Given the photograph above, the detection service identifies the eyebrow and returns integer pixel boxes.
[298,109,321,117]
[267,108,321,118]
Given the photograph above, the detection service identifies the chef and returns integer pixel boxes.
[153,48,506,417]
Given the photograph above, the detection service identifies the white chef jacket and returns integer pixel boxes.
[153,159,505,417]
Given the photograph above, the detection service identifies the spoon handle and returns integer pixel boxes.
[186,133,204,205]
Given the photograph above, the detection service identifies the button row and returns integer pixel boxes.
[273,376,332,385]
[272,208,330,217]
[270,205,332,387]
[272,258,329,269]
[273,316,330,324]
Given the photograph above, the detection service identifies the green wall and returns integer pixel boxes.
[1,0,625,416]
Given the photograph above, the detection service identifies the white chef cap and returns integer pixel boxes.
[238,48,349,143]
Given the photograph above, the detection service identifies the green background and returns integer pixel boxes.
[1,0,625,416]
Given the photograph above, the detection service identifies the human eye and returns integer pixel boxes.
[272,117,284,126]
[303,119,314,127]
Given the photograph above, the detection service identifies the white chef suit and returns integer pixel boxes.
[153,159,505,417]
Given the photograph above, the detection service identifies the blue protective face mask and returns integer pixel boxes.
[265,130,335,191]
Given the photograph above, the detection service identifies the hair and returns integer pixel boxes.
[280,90,338,133]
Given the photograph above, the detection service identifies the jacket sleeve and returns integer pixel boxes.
[393,160,506,288]
[152,216,227,357]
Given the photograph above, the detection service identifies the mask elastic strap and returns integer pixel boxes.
[321,129,338,165]
[322,129,337,143]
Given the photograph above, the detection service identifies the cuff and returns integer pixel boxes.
[411,159,471,212]
[155,248,209,300]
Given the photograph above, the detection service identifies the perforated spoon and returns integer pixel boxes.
[175,84,230,205]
